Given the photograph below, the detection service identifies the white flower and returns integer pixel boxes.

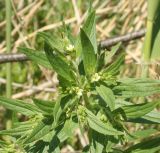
[91,73,101,82]
[77,89,83,97]
[66,44,75,52]
[74,87,83,98]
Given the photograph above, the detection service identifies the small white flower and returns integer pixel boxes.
[66,44,75,52]
[74,87,83,97]
[91,73,101,82]
[77,88,83,97]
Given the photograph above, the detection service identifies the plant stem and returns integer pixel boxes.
[142,20,153,78]
[6,0,12,97]
[5,0,12,130]
[143,20,153,61]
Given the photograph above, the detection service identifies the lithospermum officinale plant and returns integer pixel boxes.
[0,9,160,153]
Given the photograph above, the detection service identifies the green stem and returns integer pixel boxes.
[5,0,12,130]
[143,20,153,61]
[83,93,90,108]
[141,20,153,103]
[6,0,12,97]
[142,20,153,78]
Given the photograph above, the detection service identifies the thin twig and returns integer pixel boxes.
[0,53,28,63]
[0,29,146,64]
[99,29,145,49]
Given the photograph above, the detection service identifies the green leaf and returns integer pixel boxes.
[117,78,160,84]
[0,97,42,116]
[19,47,52,69]
[104,42,121,64]
[76,10,97,56]
[33,99,55,115]
[122,101,159,119]
[80,28,97,75]
[82,145,90,153]
[0,124,32,136]
[47,118,78,152]
[126,129,158,141]
[24,117,53,144]
[56,118,78,143]
[0,120,36,136]
[103,53,125,76]
[90,130,104,153]
[105,136,119,153]
[124,136,160,153]
[142,111,160,123]
[44,42,75,82]
[115,99,160,124]
[96,85,115,111]
[26,140,50,153]
[114,79,160,97]
[59,118,78,138]
[0,140,7,148]
[86,109,123,136]
[83,11,97,53]
[27,118,77,153]
[58,75,72,89]
[38,32,64,53]
[53,95,76,127]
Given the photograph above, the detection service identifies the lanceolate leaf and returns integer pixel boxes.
[126,129,158,142]
[0,97,42,116]
[104,42,121,64]
[33,99,55,115]
[115,99,160,124]
[142,111,160,124]
[83,11,97,53]
[76,11,97,56]
[90,130,104,153]
[117,78,160,85]
[86,109,123,136]
[1,121,36,138]
[80,28,97,76]
[38,32,64,53]
[44,42,75,82]
[114,79,160,97]
[96,85,115,111]
[122,101,159,119]
[53,95,76,127]
[124,136,160,153]
[103,53,125,76]
[45,119,78,152]
[57,118,78,142]
[19,47,52,69]
[0,125,32,136]
[24,117,53,144]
